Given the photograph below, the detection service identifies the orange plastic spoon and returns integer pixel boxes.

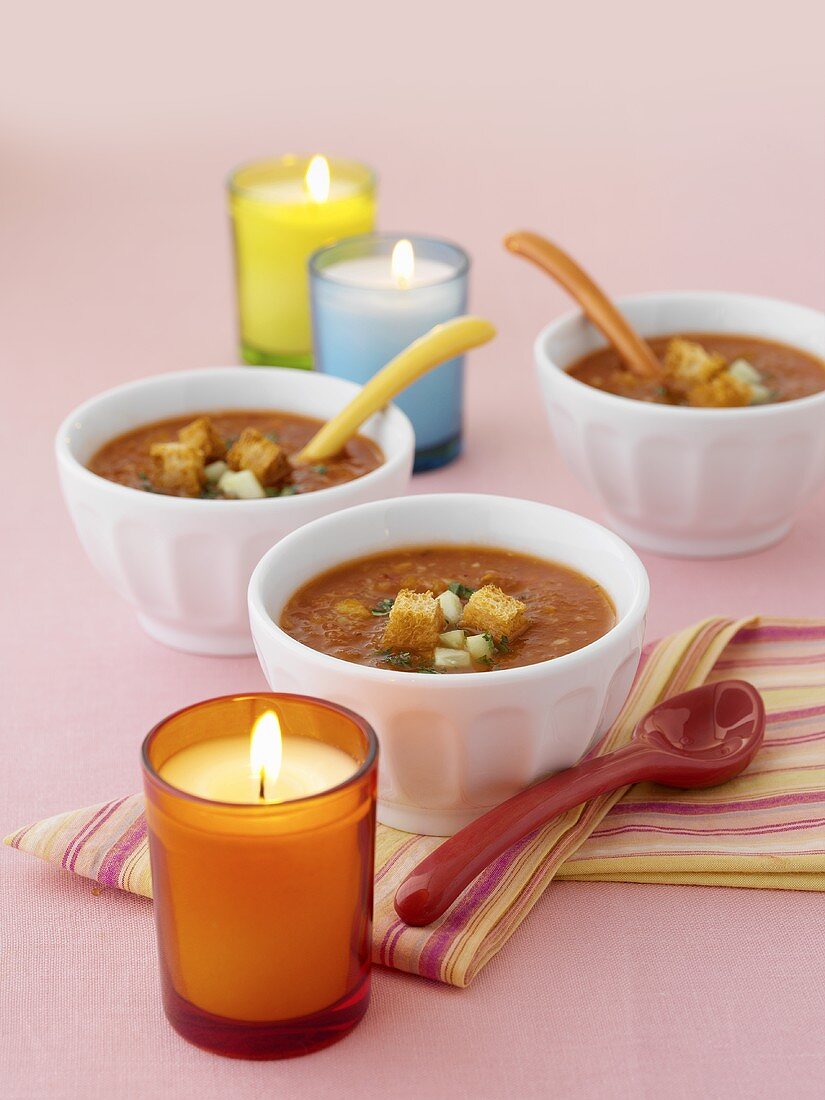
[505,230,663,380]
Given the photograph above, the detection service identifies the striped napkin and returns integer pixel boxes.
[6,618,825,987]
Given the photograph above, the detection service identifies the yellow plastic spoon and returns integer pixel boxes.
[295,315,497,465]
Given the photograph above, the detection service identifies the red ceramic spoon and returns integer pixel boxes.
[395,680,765,927]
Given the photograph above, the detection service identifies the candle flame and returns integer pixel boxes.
[250,710,282,798]
[305,155,331,203]
[391,239,415,289]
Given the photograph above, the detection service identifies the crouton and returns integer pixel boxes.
[461,585,526,643]
[227,428,292,488]
[178,417,226,461]
[150,442,205,497]
[662,338,753,408]
[686,374,752,409]
[382,589,445,653]
[336,599,373,620]
[663,338,728,387]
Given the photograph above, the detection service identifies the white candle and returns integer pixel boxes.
[159,726,356,804]
[323,255,455,289]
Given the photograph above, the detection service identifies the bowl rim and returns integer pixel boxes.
[54,366,415,512]
[534,290,825,420]
[248,492,650,688]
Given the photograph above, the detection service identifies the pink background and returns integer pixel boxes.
[2,3,824,1097]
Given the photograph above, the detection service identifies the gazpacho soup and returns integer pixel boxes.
[568,334,825,408]
[280,545,616,674]
[89,410,384,499]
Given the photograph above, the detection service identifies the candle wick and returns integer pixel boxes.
[259,767,266,800]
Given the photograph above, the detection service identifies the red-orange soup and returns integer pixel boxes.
[280,545,616,674]
[89,409,384,498]
[568,333,825,406]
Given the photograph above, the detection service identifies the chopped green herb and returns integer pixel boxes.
[415,667,442,674]
[480,631,510,656]
[448,582,477,600]
[376,649,413,669]
[224,435,238,449]
[264,487,280,497]
[476,632,498,665]
[137,473,156,493]
[265,431,280,443]
[370,598,395,617]
[279,485,298,496]
[312,465,328,475]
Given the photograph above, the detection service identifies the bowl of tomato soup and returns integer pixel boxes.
[534,292,825,557]
[249,494,649,835]
[56,367,414,655]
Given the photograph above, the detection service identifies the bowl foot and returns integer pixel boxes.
[604,515,793,559]
[137,613,256,657]
[379,799,491,837]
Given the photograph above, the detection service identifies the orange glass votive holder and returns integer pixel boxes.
[141,694,378,1060]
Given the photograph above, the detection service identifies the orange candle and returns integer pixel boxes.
[141,694,377,1059]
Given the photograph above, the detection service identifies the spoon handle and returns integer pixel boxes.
[394,742,657,926]
[295,315,496,464]
[504,231,662,380]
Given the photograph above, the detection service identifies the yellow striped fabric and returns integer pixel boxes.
[6,617,825,986]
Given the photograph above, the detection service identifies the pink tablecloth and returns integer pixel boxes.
[3,5,825,1096]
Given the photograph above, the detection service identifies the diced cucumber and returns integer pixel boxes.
[749,382,772,405]
[438,629,467,649]
[466,634,494,661]
[204,460,228,483]
[437,589,463,626]
[434,647,472,670]
[729,358,762,386]
[217,468,265,499]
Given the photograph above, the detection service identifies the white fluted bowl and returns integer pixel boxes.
[56,367,414,655]
[535,292,825,558]
[249,494,649,836]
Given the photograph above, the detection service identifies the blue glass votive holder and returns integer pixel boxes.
[310,234,470,471]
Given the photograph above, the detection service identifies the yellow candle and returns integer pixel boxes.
[159,714,357,803]
[228,155,377,369]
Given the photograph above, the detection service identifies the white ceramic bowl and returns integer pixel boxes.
[535,293,825,558]
[248,494,649,836]
[56,367,414,655]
